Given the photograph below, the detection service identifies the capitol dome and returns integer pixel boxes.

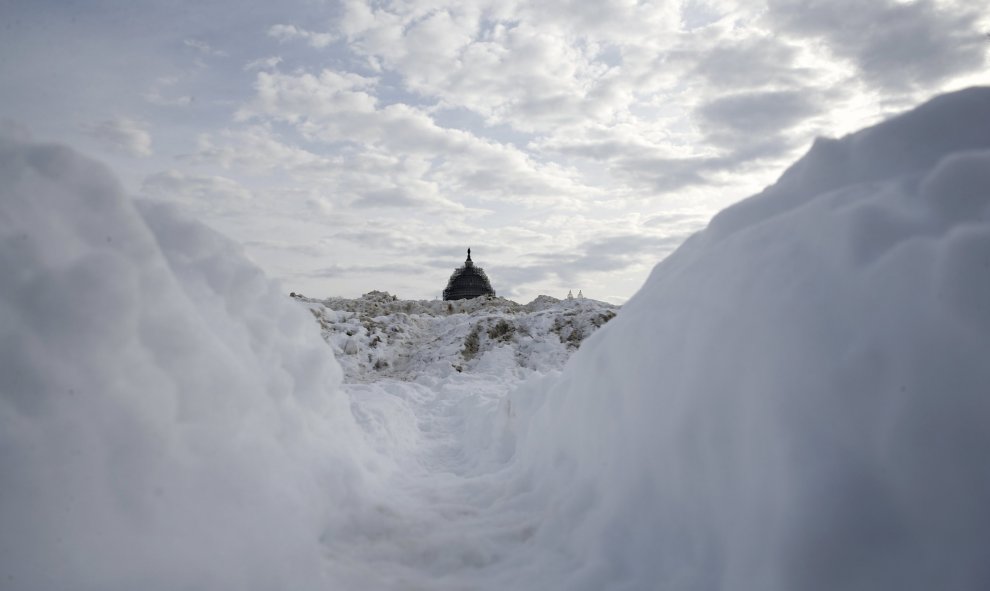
[443,248,496,301]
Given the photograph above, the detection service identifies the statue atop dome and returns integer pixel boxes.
[443,248,496,301]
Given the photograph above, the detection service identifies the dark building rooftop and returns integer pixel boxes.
[443,248,496,301]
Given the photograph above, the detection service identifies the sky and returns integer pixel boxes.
[2,0,987,304]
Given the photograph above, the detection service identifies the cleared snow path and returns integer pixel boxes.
[304,294,614,589]
[325,376,549,589]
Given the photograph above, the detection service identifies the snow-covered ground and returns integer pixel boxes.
[3,87,990,591]
[298,290,616,382]
[295,291,620,588]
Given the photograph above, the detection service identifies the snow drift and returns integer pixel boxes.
[507,87,990,590]
[0,137,376,590]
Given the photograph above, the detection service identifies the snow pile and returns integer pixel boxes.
[506,87,990,590]
[299,291,617,381]
[0,137,375,590]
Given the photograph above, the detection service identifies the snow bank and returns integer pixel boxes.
[0,137,374,590]
[508,87,990,590]
[302,291,617,382]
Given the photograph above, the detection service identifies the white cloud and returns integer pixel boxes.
[81,118,153,157]
[143,76,194,107]
[141,169,253,214]
[236,70,378,123]
[144,92,194,107]
[191,126,328,173]
[268,24,336,48]
[236,69,591,207]
[244,56,283,71]
[766,0,987,92]
[322,0,817,203]
[336,6,635,133]
[183,38,228,57]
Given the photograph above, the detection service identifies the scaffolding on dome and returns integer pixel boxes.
[442,248,496,301]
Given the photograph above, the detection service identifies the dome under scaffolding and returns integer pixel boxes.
[443,248,496,301]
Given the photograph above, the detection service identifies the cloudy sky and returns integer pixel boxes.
[3,0,987,303]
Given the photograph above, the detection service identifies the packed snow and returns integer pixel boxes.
[2,87,990,591]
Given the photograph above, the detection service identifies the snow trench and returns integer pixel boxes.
[2,87,989,590]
